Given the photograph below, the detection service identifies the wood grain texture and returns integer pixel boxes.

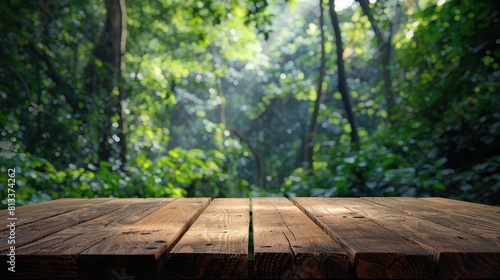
[420,197,500,214]
[419,197,500,214]
[0,198,175,279]
[293,197,434,279]
[364,197,500,246]
[0,198,112,232]
[0,198,123,253]
[1,197,498,279]
[78,198,210,280]
[253,197,349,279]
[166,198,250,279]
[329,198,500,279]
[401,197,500,224]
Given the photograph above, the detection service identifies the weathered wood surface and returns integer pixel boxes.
[166,198,250,279]
[364,197,500,246]
[252,197,349,279]
[78,198,210,279]
[0,198,123,253]
[421,197,500,214]
[326,198,500,278]
[0,197,498,279]
[1,198,210,279]
[292,197,434,279]
[0,198,112,231]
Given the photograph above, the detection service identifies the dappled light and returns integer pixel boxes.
[1,0,499,207]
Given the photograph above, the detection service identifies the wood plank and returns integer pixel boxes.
[0,198,80,217]
[0,198,175,279]
[0,198,135,280]
[0,198,125,254]
[78,198,210,280]
[364,197,500,246]
[293,197,434,279]
[420,197,500,214]
[401,197,500,223]
[20,199,174,253]
[166,198,249,279]
[0,198,112,232]
[330,198,500,279]
[253,197,349,279]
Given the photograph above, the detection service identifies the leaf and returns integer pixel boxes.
[435,157,447,167]
[168,150,180,158]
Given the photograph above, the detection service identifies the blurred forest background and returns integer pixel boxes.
[1,0,499,208]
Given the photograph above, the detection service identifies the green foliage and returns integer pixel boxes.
[274,0,499,205]
[280,126,499,205]
[1,0,499,208]
[0,143,255,206]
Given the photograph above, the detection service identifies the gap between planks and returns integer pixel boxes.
[165,198,250,279]
[252,197,349,279]
[292,197,434,279]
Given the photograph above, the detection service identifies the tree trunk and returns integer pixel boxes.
[304,0,327,171]
[84,0,127,164]
[357,0,394,124]
[329,0,360,143]
[232,129,264,190]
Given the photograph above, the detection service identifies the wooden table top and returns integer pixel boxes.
[1,197,499,279]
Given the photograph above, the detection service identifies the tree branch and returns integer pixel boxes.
[304,0,327,171]
[231,128,264,190]
[26,44,61,85]
[329,0,360,143]
[357,0,386,47]
[357,0,395,124]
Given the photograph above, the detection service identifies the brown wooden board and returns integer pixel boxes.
[2,197,499,279]
[0,198,124,254]
[420,197,500,214]
[78,198,210,280]
[0,198,81,217]
[293,197,434,279]
[253,197,349,279]
[0,198,209,280]
[364,197,500,246]
[1,198,175,279]
[0,198,128,279]
[0,198,112,232]
[166,198,250,279]
[329,198,500,279]
[398,197,500,224]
